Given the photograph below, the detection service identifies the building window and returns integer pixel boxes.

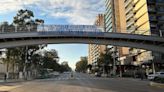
[157,0,164,3]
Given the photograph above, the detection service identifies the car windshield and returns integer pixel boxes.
[0,0,164,92]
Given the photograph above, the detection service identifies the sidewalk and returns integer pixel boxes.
[117,77,150,82]
[0,79,23,84]
[0,78,33,85]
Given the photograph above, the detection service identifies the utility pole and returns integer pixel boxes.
[112,0,117,77]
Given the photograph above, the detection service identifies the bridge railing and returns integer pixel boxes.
[0,25,104,33]
[0,25,38,33]
[0,25,162,37]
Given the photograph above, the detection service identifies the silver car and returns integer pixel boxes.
[148,72,164,80]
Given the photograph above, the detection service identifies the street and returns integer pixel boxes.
[0,72,164,92]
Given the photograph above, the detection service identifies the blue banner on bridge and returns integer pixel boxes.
[37,25,105,36]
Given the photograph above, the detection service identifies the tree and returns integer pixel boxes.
[11,9,45,73]
[60,62,72,72]
[13,9,44,32]
[0,9,45,79]
[1,48,21,78]
[41,50,60,71]
[97,51,113,75]
[75,57,88,72]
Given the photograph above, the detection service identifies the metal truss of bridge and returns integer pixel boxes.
[0,25,164,53]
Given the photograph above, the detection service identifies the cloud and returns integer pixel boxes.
[0,0,105,24]
[0,0,40,14]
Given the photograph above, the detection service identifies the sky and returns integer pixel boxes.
[0,0,105,70]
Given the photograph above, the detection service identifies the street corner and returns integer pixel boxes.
[149,82,164,88]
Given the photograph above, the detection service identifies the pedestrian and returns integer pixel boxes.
[133,70,136,78]
[4,73,7,82]
[140,68,146,80]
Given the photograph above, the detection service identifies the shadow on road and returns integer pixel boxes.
[56,78,164,92]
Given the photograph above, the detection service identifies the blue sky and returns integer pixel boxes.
[0,0,105,69]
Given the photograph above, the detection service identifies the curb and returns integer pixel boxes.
[0,79,34,85]
[150,82,164,88]
[0,80,24,85]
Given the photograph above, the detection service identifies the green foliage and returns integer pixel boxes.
[0,9,72,77]
[31,50,71,73]
[13,9,44,25]
[75,57,88,72]
[12,9,45,71]
[154,77,164,83]
[30,50,58,71]
[0,9,46,72]
[60,62,72,72]
[95,51,113,74]
[97,52,113,67]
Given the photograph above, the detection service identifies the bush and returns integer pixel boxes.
[153,77,164,83]
[122,71,134,77]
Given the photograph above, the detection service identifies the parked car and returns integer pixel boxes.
[148,72,164,80]
[51,71,59,77]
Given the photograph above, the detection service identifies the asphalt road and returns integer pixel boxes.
[0,72,164,92]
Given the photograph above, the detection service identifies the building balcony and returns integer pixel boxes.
[148,7,156,13]
[127,26,136,33]
[157,10,164,14]
[126,20,134,28]
[132,0,139,6]
[149,16,157,21]
[126,5,133,14]
[125,0,132,8]
[106,6,112,14]
[156,0,164,4]
[150,23,157,27]
[126,13,134,21]
[147,0,156,4]
[105,0,111,7]
[158,20,164,24]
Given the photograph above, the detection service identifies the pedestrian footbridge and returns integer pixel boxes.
[0,25,164,53]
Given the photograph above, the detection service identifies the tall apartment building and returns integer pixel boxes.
[88,14,106,65]
[124,0,164,66]
[105,0,129,65]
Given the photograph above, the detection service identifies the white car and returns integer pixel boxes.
[148,72,164,80]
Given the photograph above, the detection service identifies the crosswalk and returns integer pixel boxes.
[44,77,111,81]
[41,73,113,81]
